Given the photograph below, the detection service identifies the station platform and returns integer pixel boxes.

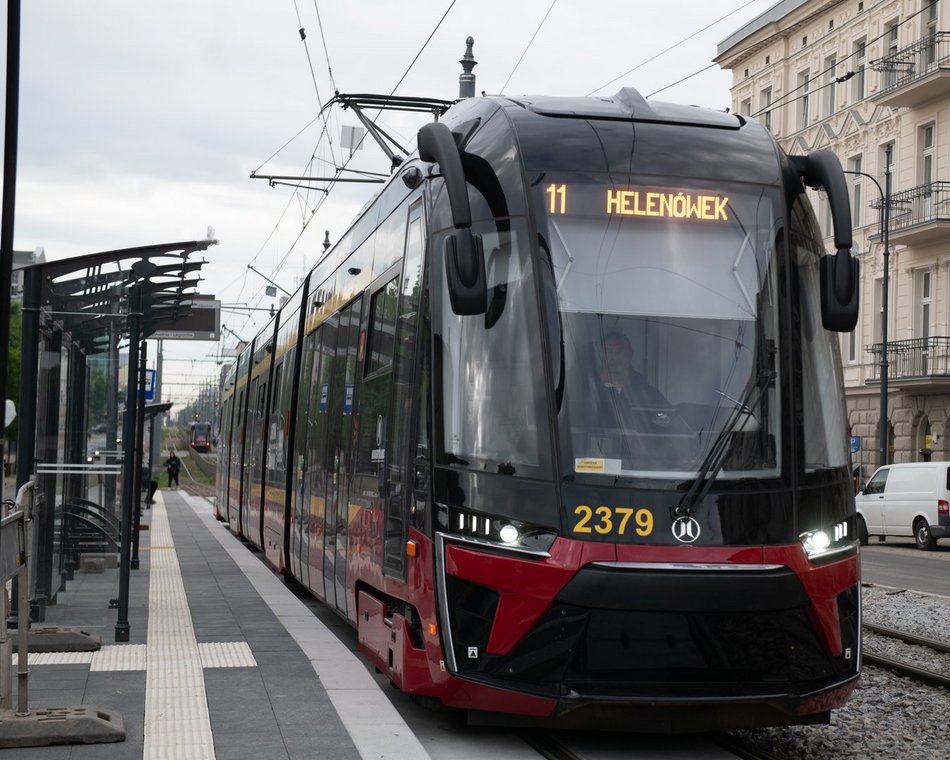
[6,490,433,759]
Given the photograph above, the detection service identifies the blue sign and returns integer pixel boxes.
[144,369,156,402]
[343,384,354,415]
[850,436,860,454]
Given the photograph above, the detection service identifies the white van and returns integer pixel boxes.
[855,462,950,551]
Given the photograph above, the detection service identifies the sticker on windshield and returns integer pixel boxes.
[575,458,621,474]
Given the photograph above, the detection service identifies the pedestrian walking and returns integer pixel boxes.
[164,449,180,488]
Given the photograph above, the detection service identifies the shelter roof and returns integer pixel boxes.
[21,238,217,354]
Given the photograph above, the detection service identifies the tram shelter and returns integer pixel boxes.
[12,238,215,640]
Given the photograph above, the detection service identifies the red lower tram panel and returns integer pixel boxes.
[357,534,860,732]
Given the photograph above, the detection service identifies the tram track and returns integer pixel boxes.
[166,430,217,499]
[862,621,950,690]
[518,729,782,759]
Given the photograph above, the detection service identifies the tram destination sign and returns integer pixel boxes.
[151,295,221,341]
[545,182,730,222]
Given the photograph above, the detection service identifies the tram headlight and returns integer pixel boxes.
[437,504,558,555]
[498,523,520,544]
[799,521,855,563]
[800,529,831,554]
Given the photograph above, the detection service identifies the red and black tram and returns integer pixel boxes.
[215,88,861,731]
[190,421,213,453]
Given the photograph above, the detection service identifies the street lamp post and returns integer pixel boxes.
[845,143,892,469]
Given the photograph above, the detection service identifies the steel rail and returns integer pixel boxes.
[863,622,950,689]
[864,621,950,655]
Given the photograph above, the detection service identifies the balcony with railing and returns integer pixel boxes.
[867,337,950,387]
[872,32,950,108]
[869,181,950,245]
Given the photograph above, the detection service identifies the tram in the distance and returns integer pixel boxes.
[215,88,861,731]
[190,421,213,453]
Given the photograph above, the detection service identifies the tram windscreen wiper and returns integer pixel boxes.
[674,367,772,517]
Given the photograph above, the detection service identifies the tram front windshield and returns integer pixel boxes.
[539,176,782,481]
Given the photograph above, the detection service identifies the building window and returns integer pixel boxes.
[920,123,934,184]
[852,37,866,102]
[918,269,932,374]
[849,155,863,228]
[825,55,837,116]
[799,70,810,129]
[924,0,938,68]
[843,324,858,363]
[917,269,932,339]
[802,35,807,46]
[760,87,772,130]
[884,20,899,88]
[765,55,770,64]
[920,123,934,217]
[740,97,751,116]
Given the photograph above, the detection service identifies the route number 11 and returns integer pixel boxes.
[546,183,566,214]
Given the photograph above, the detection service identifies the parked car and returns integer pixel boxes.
[855,462,950,550]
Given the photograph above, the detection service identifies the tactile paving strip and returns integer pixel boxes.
[89,644,148,671]
[144,499,216,760]
[197,641,257,669]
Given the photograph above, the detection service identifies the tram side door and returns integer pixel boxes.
[384,204,426,579]
[324,298,362,613]
[291,330,319,582]
[241,376,261,539]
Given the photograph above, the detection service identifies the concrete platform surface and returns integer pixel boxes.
[2,490,432,759]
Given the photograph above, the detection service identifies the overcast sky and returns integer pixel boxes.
[5,0,774,409]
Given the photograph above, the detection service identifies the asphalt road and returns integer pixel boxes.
[860,539,950,597]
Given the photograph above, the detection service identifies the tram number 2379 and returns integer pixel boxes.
[571,505,654,538]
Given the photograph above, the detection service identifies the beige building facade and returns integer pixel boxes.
[717,0,950,479]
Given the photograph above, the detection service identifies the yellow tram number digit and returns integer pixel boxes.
[546,183,567,214]
[571,505,654,538]
[616,507,634,534]
[635,508,654,536]
[594,506,613,534]
[573,504,593,533]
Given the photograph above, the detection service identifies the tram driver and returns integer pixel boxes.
[600,331,670,410]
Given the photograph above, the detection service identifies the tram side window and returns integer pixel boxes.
[231,388,245,473]
[266,362,284,483]
[366,278,400,374]
[256,382,268,479]
[790,199,849,470]
[355,279,398,487]
[386,213,426,573]
[435,218,552,476]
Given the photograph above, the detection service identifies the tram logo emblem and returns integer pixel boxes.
[671,516,701,543]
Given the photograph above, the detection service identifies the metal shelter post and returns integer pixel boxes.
[115,284,141,643]
[9,265,39,628]
[131,340,146,571]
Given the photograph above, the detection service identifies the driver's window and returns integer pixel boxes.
[864,468,889,495]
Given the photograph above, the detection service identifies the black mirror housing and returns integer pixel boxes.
[820,253,859,331]
[445,231,486,315]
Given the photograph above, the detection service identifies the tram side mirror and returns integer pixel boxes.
[444,230,487,315]
[820,251,859,332]
[791,151,859,333]
[419,122,488,315]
